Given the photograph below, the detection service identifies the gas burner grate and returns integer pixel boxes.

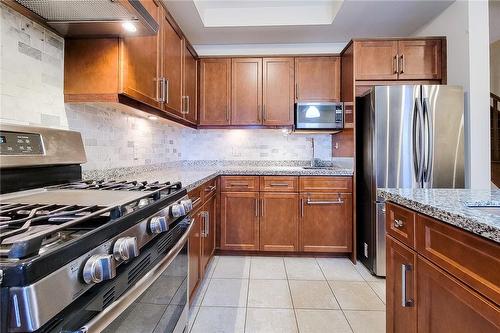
[52,180,180,193]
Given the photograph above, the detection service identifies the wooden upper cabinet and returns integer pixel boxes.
[386,236,417,333]
[355,40,399,80]
[231,58,262,125]
[121,0,161,109]
[199,59,231,125]
[183,43,197,124]
[398,40,442,80]
[161,13,183,115]
[262,58,294,125]
[295,57,340,101]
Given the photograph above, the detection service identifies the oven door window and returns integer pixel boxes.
[103,244,188,333]
[295,103,343,129]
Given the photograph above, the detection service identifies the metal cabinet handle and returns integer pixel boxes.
[255,198,259,217]
[159,78,166,102]
[230,182,248,187]
[261,199,264,217]
[400,54,405,74]
[225,105,229,121]
[204,211,209,237]
[295,83,299,99]
[186,95,190,114]
[165,78,169,104]
[306,199,344,205]
[257,104,261,122]
[181,96,189,114]
[393,55,399,74]
[394,219,404,228]
[401,264,414,307]
[269,183,289,187]
[263,104,266,121]
[191,197,201,207]
[300,198,304,217]
[199,212,205,237]
[205,185,216,192]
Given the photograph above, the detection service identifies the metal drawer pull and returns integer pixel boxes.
[204,212,209,237]
[300,199,304,217]
[306,199,344,205]
[205,185,217,192]
[200,212,206,237]
[401,264,414,307]
[394,219,404,228]
[230,182,249,186]
[269,183,289,187]
[191,197,201,207]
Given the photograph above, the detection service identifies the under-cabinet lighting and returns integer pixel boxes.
[122,21,137,33]
[148,116,158,121]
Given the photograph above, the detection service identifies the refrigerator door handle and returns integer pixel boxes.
[422,98,433,183]
[412,98,425,183]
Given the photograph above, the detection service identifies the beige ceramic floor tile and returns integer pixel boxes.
[191,272,211,307]
[354,263,385,282]
[329,281,385,311]
[250,257,286,279]
[204,255,220,279]
[289,280,339,309]
[212,256,250,279]
[245,308,298,333]
[368,281,386,304]
[316,258,365,281]
[190,306,246,333]
[201,278,248,307]
[344,310,386,333]
[295,309,353,333]
[248,279,293,308]
[284,257,325,280]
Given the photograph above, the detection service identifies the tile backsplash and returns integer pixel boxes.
[0,3,339,171]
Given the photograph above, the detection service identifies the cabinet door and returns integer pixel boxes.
[220,192,259,250]
[161,13,183,115]
[231,58,262,125]
[260,192,298,252]
[183,43,197,124]
[386,236,417,333]
[121,0,161,108]
[300,193,352,252]
[295,57,340,101]
[417,257,500,333]
[201,195,216,271]
[398,40,442,80]
[262,58,294,125]
[188,211,202,300]
[199,59,231,125]
[354,41,398,80]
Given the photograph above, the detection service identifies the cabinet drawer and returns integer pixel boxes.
[416,214,500,305]
[203,178,217,199]
[260,176,298,192]
[220,176,259,192]
[188,186,204,211]
[386,203,416,249]
[299,176,352,193]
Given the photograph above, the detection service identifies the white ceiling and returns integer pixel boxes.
[164,0,455,46]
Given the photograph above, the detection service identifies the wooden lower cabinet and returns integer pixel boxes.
[386,236,417,333]
[220,192,259,250]
[260,192,298,252]
[201,194,216,271]
[300,193,352,252]
[188,209,202,300]
[417,257,500,333]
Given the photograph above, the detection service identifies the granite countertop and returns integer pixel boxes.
[83,163,354,192]
[378,188,500,243]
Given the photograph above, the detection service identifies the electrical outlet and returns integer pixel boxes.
[364,243,368,258]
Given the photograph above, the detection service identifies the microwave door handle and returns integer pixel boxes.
[76,221,193,333]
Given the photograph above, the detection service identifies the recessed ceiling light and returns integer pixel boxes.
[122,21,137,33]
[148,116,158,121]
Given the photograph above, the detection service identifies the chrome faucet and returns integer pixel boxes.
[310,137,315,167]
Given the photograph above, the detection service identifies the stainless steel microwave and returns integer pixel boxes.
[294,102,344,130]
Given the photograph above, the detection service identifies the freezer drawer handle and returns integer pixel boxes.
[401,264,414,307]
[393,219,405,228]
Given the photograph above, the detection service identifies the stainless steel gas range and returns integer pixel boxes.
[0,124,193,333]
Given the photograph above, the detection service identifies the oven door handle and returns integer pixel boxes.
[76,220,193,333]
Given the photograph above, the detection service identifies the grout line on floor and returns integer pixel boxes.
[283,256,300,333]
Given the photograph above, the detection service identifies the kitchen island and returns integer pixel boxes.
[378,188,500,333]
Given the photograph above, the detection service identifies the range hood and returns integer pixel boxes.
[13,0,159,37]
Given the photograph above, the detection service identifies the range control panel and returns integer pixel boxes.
[0,131,44,155]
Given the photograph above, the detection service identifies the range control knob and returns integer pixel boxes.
[170,203,186,218]
[82,254,116,284]
[180,199,193,213]
[113,237,139,261]
[149,216,168,234]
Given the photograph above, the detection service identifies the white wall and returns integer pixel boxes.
[414,0,491,189]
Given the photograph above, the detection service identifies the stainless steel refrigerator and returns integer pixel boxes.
[356,85,464,276]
